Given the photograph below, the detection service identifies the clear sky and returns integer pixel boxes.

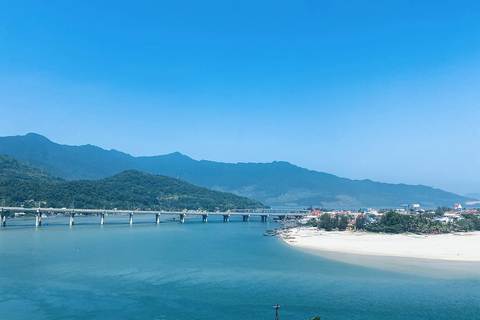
[1,0,479,195]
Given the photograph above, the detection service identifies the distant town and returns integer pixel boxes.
[301,203,480,234]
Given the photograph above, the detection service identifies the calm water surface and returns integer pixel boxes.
[1,215,479,320]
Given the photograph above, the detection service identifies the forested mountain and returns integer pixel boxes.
[0,156,263,211]
[0,133,473,208]
[0,154,58,182]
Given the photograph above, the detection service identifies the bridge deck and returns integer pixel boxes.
[0,207,307,216]
[0,206,307,227]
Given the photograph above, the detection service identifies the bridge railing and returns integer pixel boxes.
[0,207,307,228]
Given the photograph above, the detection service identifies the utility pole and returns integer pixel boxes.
[273,304,280,320]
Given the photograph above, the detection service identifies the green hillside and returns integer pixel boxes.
[0,154,58,182]
[0,157,264,211]
[0,133,474,208]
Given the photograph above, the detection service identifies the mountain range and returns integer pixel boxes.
[0,133,474,208]
[465,193,480,200]
[0,155,262,211]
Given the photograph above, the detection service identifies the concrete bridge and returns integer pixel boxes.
[0,207,308,227]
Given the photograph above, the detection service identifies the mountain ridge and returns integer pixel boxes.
[0,155,263,210]
[0,133,473,208]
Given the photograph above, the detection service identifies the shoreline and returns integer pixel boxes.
[281,227,480,262]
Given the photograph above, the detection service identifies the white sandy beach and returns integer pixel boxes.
[282,227,480,262]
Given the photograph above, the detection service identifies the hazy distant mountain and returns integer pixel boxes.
[465,193,480,200]
[0,155,263,210]
[0,133,473,208]
[0,133,135,180]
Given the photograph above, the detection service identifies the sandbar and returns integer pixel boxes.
[281,227,480,262]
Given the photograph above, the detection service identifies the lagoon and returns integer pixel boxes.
[1,215,479,320]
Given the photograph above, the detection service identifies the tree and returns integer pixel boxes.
[306,218,319,228]
[319,213,334,231]
[355,216,366,230]
[308,317,321,320]
[461,213,480,230]
[435,206,452,216]
[338,215,349,231]
[455,218,475,232]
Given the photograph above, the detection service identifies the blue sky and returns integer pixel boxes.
[0,0,479,195]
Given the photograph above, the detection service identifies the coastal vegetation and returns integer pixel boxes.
[357,211,451,234]
[308,211,480,234]
[0,156,265,213]
[306,213,349,231]
[434,206,454,216]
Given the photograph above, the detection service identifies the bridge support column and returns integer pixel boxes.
[100,212,105,225]
[129,212,133,225]
[156,213,160,224]
[202,214,208,222]
[69,212,75,226]
[179,214,185,223]
[242,215,250,222]
[261,215,269,222]
[1,209,6,227]
[223,214,230,222]
[35,209,42,227]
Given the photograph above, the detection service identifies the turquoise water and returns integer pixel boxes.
[1,215,479,320]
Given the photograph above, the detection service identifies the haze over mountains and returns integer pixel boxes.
[466,193,480,200]
[0,133,475,208]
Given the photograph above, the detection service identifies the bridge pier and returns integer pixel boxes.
[242,215,250,222]
[261,215,269,222]
[129,212,134,225]
[179,214,185,223]
[1,209,6,227]
[155,213,160,224]
[223,214,230,222]
[35,209,42,227]
[100,212,105,225]
[202,214,208,222]
[69,212,75,226]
